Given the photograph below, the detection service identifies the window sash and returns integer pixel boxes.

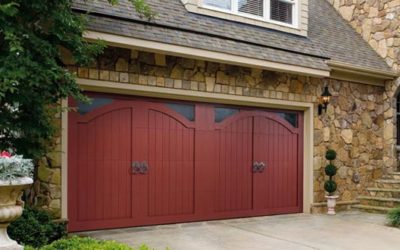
[201,0,298,27]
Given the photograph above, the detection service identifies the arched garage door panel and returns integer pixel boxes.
[214,117,253,212]
[253,115,303,212]
[70,105,133,225]
[146,109,195,217]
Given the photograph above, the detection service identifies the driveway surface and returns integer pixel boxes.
[79,212,400,250]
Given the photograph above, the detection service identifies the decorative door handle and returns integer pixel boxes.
[252,161,266,173]
[132,161,149,175]
[258,162,266,172]
[252,161,260,173]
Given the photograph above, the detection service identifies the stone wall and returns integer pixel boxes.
[328,0,400,71]
[34,121,62,218]
[327,0,400,173]
[59,47,385,209]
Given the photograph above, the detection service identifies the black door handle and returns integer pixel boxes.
[132,161,149,174]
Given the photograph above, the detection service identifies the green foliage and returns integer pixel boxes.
[324,164,337,177]
[387,207,400,227]
[25,236,154,250]
[0,0,102,159]
[324,149,337,195]
[110,0,156,19]
[8,206,67,248]
[324,180,337,194]
[325,149,337,161]
[40,236,132,250]
[0,0,151,160]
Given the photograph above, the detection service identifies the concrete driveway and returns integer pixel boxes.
[79,212,400,250]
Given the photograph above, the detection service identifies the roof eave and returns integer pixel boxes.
[83,31,398,86]
[328,60,398,86]
[83,30,330,78]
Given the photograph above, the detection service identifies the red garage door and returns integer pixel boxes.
[68,94,303,232]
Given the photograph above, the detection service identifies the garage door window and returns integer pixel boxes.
[166,103,195,121]
[77,97,114,115]
[278,112,298,127]
[215,107,239,122]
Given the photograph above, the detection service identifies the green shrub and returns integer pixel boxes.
[35,236,151,250]
[324,164,337,177]
[324,180,337,194]
[8,206,67,248]
[387,207,400,227]
[325,149,337,161]
[324,149,338,196]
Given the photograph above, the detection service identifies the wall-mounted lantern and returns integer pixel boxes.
[318,86,332,115]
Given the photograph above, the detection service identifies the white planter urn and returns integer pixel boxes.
[0,177,33,250]
[325,195,339,215]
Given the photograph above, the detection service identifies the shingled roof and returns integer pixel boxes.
[72,0,393,74]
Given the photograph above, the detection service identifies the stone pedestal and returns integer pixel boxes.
[0,177,33,249]
[326,195,339,215]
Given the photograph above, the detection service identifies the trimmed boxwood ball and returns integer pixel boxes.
[325,164,337,177]
[324,180,337,194]
[325,149,337,160]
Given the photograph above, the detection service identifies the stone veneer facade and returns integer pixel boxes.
[327,0,400,173]
[33,46,394,217]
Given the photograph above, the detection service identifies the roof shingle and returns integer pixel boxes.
[72,0,393,74]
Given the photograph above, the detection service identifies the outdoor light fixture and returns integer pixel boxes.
[318,86,332,115]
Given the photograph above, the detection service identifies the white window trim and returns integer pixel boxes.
[200,0,299,29]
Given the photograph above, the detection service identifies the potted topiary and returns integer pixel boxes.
[0,150,34,249]
[324,149,339,215]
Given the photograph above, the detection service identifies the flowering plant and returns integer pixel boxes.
[0,151,34,182]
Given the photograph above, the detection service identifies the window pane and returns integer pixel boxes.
[270,0,293,24]
[166,103,195,121]
[215,107,239,122]
[239,0,263,17]
[77,97,113,115]
[203,0,231,10]
[277,112,298,128]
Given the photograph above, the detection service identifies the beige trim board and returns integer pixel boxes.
[78,78,311,110]
[328,60,398,86]
[61,78,314,218]
[61,99,68,220]
[83,31,330,78]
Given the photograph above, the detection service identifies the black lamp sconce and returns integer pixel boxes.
[318,86,332,115]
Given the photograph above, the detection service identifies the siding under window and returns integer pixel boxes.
[203,0,231,10]
[270,0,293,24]
[238,0,264,17]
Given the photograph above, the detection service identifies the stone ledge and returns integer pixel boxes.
[311,200,359,214]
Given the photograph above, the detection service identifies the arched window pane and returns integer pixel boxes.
[166,103,195,121]
[77,98,114,115]
[277,112,298,128]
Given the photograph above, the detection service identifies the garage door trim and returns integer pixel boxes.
[60,78,314,221]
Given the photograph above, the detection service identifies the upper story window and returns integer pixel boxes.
[202,0,297,26]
